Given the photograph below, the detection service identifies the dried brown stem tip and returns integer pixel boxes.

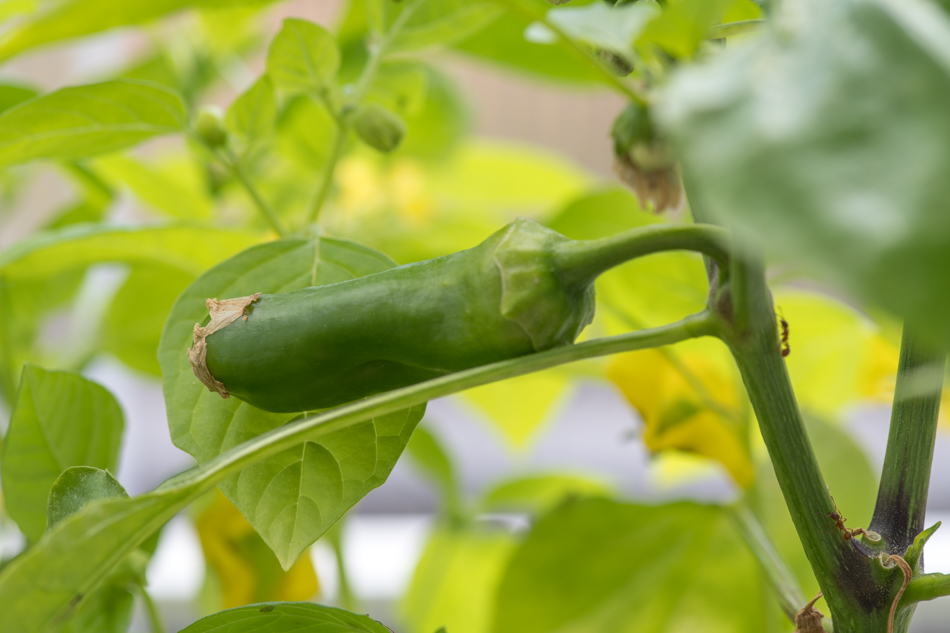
[187,293,261,398]
[794,593,825,633]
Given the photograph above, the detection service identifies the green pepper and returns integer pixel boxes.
[188,218,727,413]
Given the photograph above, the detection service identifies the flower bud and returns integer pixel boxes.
[194,106,228,149]
[353,104,406,153]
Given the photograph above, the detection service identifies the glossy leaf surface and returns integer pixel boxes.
[180,602,392,633]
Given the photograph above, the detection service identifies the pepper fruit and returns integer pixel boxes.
[188,218,728,413]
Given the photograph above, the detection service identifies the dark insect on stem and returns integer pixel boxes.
[776,308,790,357]
[821,496,869,541]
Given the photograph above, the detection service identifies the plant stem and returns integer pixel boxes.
[228,154,289,237]
[721,256,870,629]
[325,522,357,612]
[729,503,806,621]
[493,0,647,105]
[137,585,165,633]
[869,325,946,554]
[303,0,424,230]
[554,224,730,288]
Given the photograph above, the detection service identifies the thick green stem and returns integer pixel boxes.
[554,224,730,288]
[721,258,881,631]
[730,503,806,621]
[869,326,946,554]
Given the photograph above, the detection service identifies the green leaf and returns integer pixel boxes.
[546,2,658,60]
[104,265,196,376]
[0,224,260,281]
[0,80,185,168]
[658,0,950,343]
[397,66,468,161]
[491,498,768,633]
[92,154,213,220]
[159,237,425,568]
[478,473,611,516]
[227,76,278,151]
[0,0,277,61]
[403,526,517,633]
[47,466,129,530]
[385,0,503,53]
[276,95,337,171]
[639,0,735,59]
[0,366,124,542]
[180,602,392,632]
[266,19,340,96]
[453,9,604,84]
[0,83,36,113]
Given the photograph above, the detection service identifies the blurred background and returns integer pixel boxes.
[1,1,949,632]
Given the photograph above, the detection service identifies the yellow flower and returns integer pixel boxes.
[608,348,754,488]
[196,491,318,609]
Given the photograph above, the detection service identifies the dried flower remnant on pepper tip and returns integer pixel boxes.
[188,293,261,398]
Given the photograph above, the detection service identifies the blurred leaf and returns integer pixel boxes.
[397,66,468,161]
[0,224,260,280]
[546,2,658,60]
[47,466,128,529]
[0,83,36,113]
[377,0,503,53]
[431,140,591,216]
[403,526,516,633]
[369,62,429,116]
[158,237,424,569]
[638,0,735,59]
[196,490,318,608]
[463,370,571,447]
[406,425,459,512]
[276,95,337,171]
[266,19,340,96]
[453,8,603,84]
[50,467,143,633]
[659,0,950,345]
[0,366,124,542]
[492,498,768,633]
[92,154,212,220]
[0,81,185,168]
[479,473,611,516]
[180,602,392,632]
[0,0,276,61]
[227,76,278,152]
[608,348,752,488]
[104,265,195,376]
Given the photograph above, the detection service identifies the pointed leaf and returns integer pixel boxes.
[180,602,392,633]
[0,366,124,541]
[47,466,129,530]
[266,19,340,95]
[227,76,278,150]
[0,80,184,167]
[159,237,426,567]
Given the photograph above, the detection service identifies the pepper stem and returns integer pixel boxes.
[552,223,731,288]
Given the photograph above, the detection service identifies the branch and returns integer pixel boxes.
[902,572,950,605]
[869,325,946,553]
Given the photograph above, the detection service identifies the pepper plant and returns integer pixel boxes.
[0,0,949,632]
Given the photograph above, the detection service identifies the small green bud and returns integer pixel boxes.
[353,104,406,153]
[194,106,228,148]
[610,102,653,157]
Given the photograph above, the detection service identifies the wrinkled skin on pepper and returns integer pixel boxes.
[197,219,595,412]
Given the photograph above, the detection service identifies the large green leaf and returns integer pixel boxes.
[0,366,123,542]
[227,76,278,152]
[180,602,392,632]
[0,224,260,280]
[0,80,185,168]
[266,19,340,96]
[546,2,658,61]
[658,0,950,344]
[0,0,274,61]
[159,238,425,568]
[491,498,769,633]
[92,154,213,220]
